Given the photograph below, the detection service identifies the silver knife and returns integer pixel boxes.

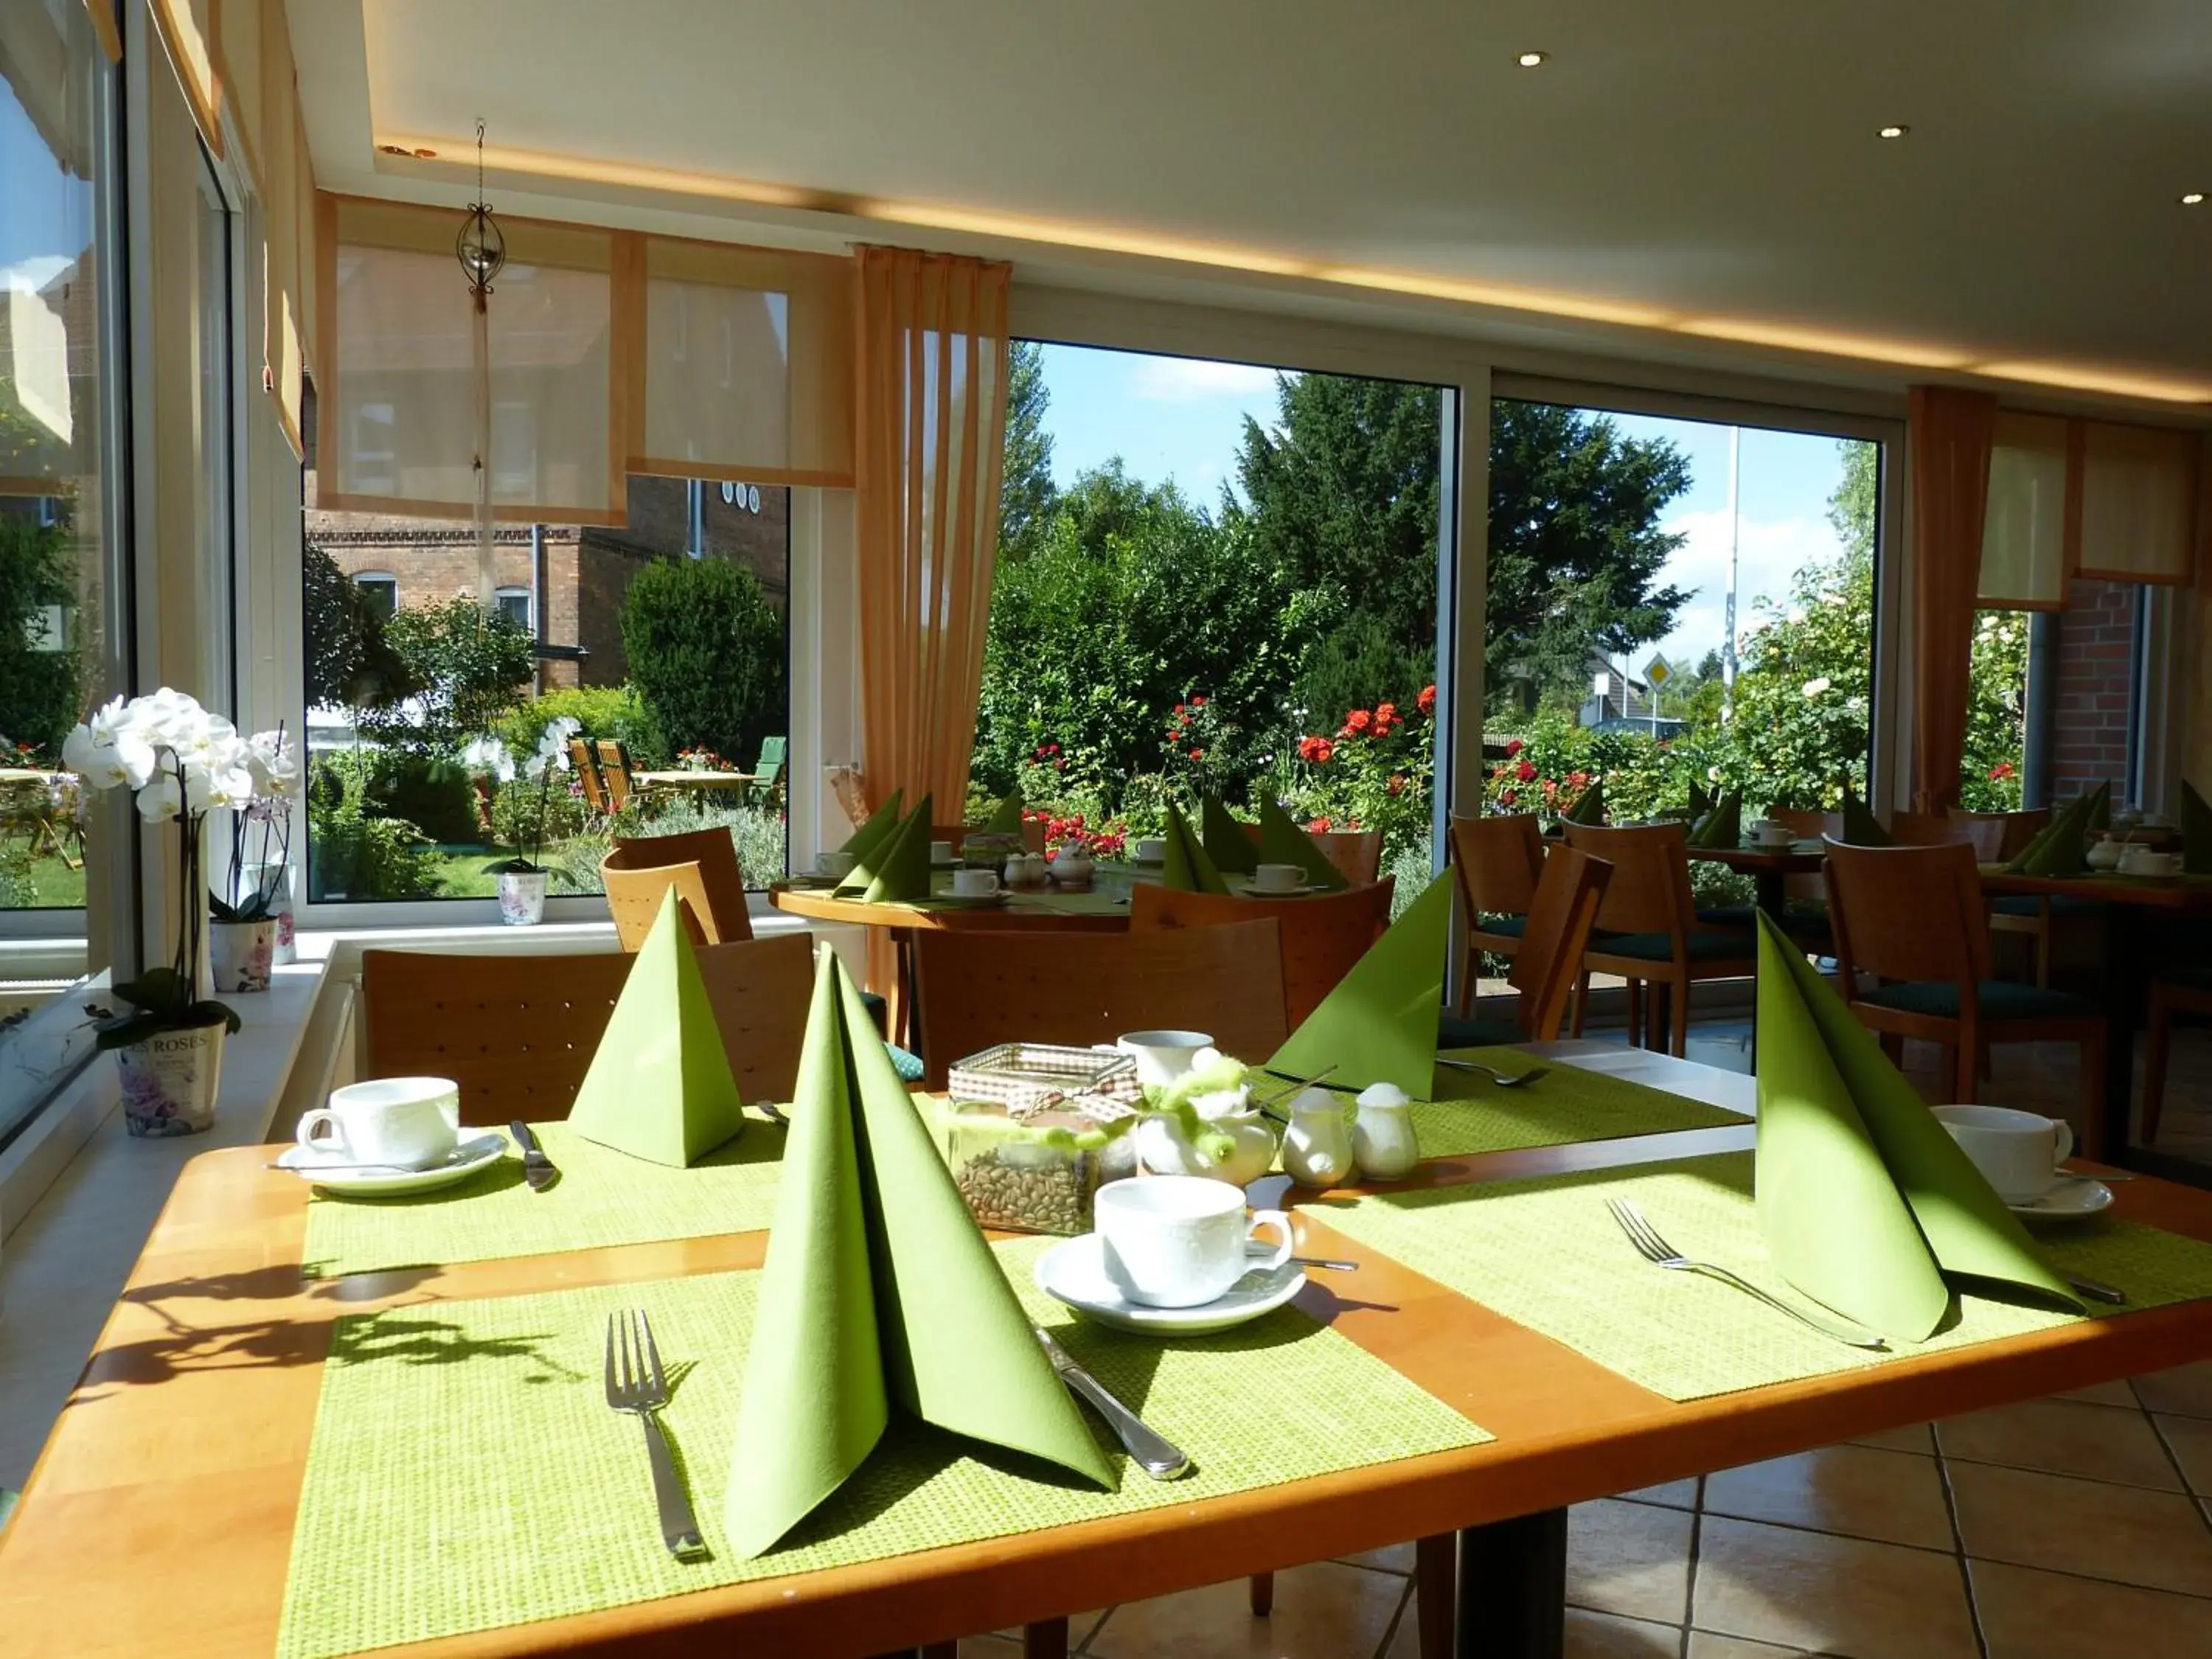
[2066,1273,2127,1305]
[510,1120,560,1193]
[1033,1327,1190,1480]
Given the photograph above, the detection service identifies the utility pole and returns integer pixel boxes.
[1722,425,1741,723]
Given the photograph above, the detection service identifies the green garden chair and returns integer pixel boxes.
[749,736,787,807]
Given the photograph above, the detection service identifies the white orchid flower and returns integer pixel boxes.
[62,717,157,791]
[172,713,241,781]
[131,687,208,746]
[135,772,182,822]
[462,735,518,783]
[243,729,299,796]
[185,760,257,814]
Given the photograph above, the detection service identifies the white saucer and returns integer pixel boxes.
[2006,1176,2115,1222]
[1235,882,1325,898]
[277,1133,510,1197]
[1033,1232,1306,1335]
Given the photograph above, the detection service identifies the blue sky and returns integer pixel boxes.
[1034,343,1859,673]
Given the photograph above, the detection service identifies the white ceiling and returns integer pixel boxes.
[291,0,2212,409]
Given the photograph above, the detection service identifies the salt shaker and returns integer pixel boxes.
[1352,1082,1420,1181]
[1281,1087,1356,1189]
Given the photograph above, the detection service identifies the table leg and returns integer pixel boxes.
[2100,902,2147,1169]
[1455,1508,1567,1659]
[1753,869,1787,920]
[895,932,919,1052]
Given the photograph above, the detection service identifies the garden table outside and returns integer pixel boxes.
[5,1044,2211,1659]
[630,769,758,796]
[1682,838,1825,918]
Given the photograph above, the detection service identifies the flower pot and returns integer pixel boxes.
[116,1020,227,1138]
[209,918,275,992]
[498,869,548,926]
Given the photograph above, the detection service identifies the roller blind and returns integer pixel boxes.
[628,236,857,487]
[211,0,261,189]
[255,0,302,453]
[149,0,220,157]
[1978,411,2070,609]
[324,198,618,523]
[2076,420,2199,584]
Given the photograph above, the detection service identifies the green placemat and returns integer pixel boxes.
[1312,1152,2212,1402]
[277,1237,1488,1659]
[1411,1049,1747,1158]
[1021,889,1135,917]
[300,1117,788,1280]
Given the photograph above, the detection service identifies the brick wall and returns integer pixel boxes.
[2049,577,2137,802]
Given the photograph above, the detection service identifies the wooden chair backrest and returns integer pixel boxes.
[568,738,608,814]
[1506,846,1613,1040]
[1128,879,1395,1028]
[1951,807,2048,863]
[911,919,1289,1089]
[1562,819,1694,939]
[594,740,633,811]
[1448,812,1545,917]
[1764,807,1839,902]
[1821,837,1990,992]
[1311,829,1385,886]
[1888,810,1973,847]
[605,827,753,947]
[360,934,816,1122]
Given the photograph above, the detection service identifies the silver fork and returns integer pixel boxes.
[605,1310,709,1559]
[1605,1199,1888,1351]
[1439,1057,1548,1089]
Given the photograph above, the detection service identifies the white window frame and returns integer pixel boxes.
[493,585,532,631]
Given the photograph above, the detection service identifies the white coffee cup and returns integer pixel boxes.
[2119,844,2183,877]
[1094,1175,1295,1307]
[1133,836,1166,863]
[1933,1104,2073,1203]
[1252,862,1305,893]
[950,866,1000,897]
[298,1077,460,1167]
[1116,1029,1214,1088]
[1753,821,1794,849]
[930,839,954,865]
[817,849,857,878]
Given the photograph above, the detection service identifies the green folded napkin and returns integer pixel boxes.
[1268,874,1453,1096]
[1564,782,1606,825]
[566,888,745,1166]
[1202,794,1261,875]
[2087,783,2112,832]
[1688,781,1713,819]
[1258,798,1349,891]
[724,953,1113,1558]
[2003,785,2098,877]
[984,790,1024,835]
[1161,803,1231,894]
[838,794,933,901]
[1839,787,1890,847]
[1688,788,1742,849]
[1752,911,2079,1343]
[837,787,906,863]
[2183,779,2212,875]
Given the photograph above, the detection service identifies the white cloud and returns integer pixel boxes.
[1643,508,1846,672]
[1126,357,1281,402]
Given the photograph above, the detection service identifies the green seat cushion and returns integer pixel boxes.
[1857,979,2099,1021]
[1988,894,2105,919]
[1438,1012,1522,1049]
[1593,930,1756,964]
[1475,913,1528,939]
[0,1489,15,1531]
[1694,905,1761,930]
[886,1043,925,1084]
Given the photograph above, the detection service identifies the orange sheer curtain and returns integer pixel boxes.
[1908,385,1997,813]
[853,246,1012,815]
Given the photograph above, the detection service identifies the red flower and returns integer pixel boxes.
[1568,770,1589,787]
[1990,762,2017,781]
[1174,703,1186,715]
[1309,815,1332,832]
[1191,695,1206,706]
[1388,773,1406,796]
[1417,684,1437,716]
[1298,735,1335,765]
[1343,709,1373,735]
[1500,788,1517,806]
[1376,702,1397,724]
[1189,749,1204,761]
[1515,760,1537,783]
[1505,738,1525,757]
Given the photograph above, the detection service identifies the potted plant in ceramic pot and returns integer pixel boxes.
[469,716,580,925]
[209,725,299,992]
[63,690,248,1136]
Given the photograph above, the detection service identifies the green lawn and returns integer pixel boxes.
[13,852,85,911]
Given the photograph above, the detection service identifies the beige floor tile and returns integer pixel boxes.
[959,1639,1021,1657]
[2133,1360,2212,1420]
[1686,1635,1811,1658]
[2049,1378,2138,1408]
[1937,1398,2182,1491]
[1562,1607,1683,1658]
[1846,1421,1934,1454]
[1566,1498,1694,1625]
[1947,1462,2212,1596]
[2154,1414,2212,1496]
[1337,1539,1417,1573]
[1703,1444,1954,1550]
[1969,1557,2212,1659]
[1085,1562,1404,1658]
[1691,1516,1977,1659]
[1618,1477,1700,1509]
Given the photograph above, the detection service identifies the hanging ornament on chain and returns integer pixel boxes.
[456,119,505,616]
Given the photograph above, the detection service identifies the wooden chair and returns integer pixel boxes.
[360,934,818,1122]
[603,826,754,948]
[1888,810,1974,846]
[2143,970,2212,1145]
[1447,813,1546,1014]
[910,919,1288,1088]
[1952,807,2081,988]
[594,740,635,813]
[1234,821,1382,884]
[1439,843,1616,1047]
[568,738,609,815]
[1128,879,1395,1027]
[1822,838,2107,1149]
[1565,819,1756,1056]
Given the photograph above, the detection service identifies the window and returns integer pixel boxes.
[973,341,1453,909]
[302,391,793,906]
[350,401,396,494]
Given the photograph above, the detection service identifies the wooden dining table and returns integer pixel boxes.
[6,1042,2210,1659]
[1683,839,1826,918]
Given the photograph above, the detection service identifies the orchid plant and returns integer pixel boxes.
[60,689,286,1046]
[212,725,299,923]
[468,716,581,874]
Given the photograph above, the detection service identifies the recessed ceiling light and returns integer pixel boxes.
[1517,50,1548,68]
[1877,124,1909,139]
[378,144,410,156]
[2183,192,2206,206]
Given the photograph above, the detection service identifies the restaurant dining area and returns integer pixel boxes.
[8,4,2212,1658]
